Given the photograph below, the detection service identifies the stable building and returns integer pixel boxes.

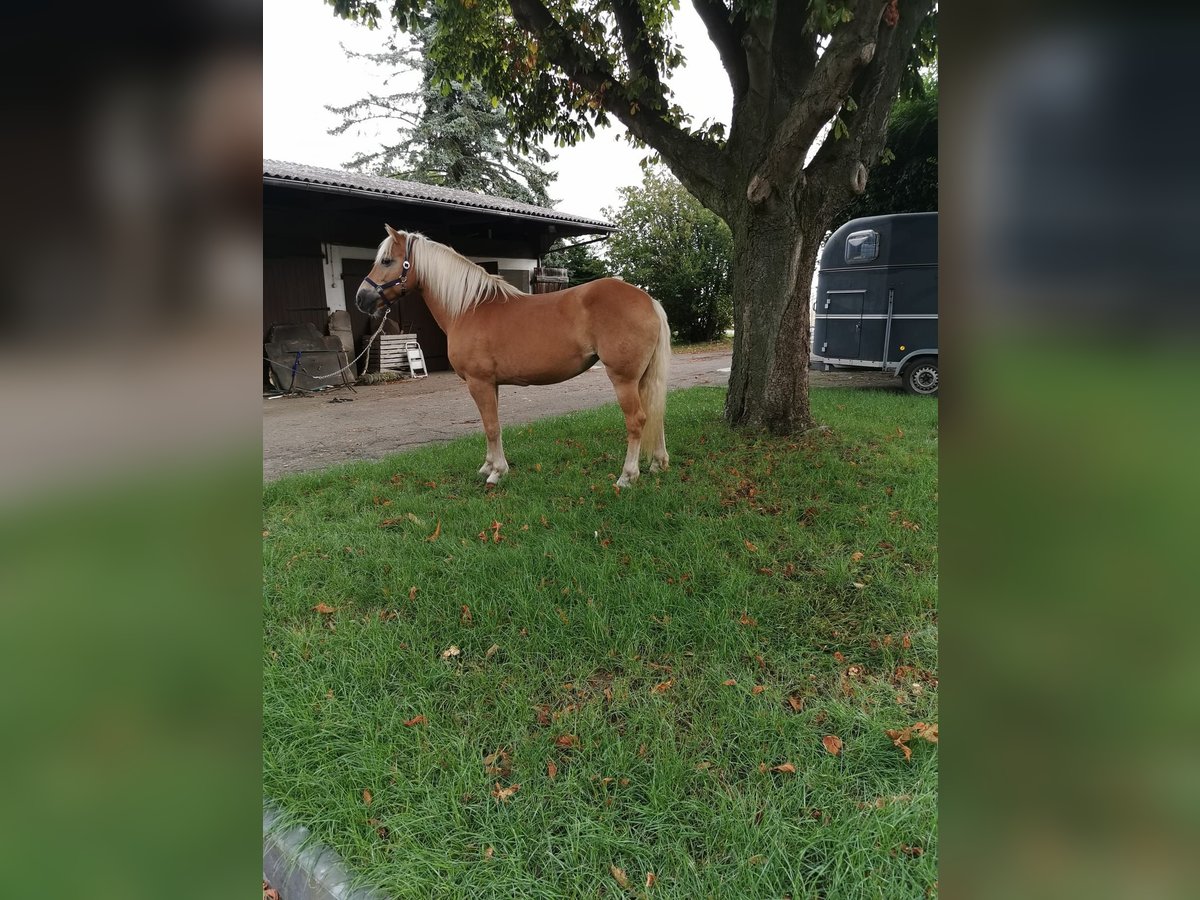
[263,159,614,379]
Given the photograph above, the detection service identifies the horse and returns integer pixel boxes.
[355,225,671,487]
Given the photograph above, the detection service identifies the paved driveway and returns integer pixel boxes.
[263,351,898,480]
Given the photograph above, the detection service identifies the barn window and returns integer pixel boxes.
[845,230,879,263]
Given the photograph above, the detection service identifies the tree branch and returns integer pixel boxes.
[611,0,661,92]
[690,0,748,101]
[507,0,729,213]
[807,0,934,207]
[746,0,887,205]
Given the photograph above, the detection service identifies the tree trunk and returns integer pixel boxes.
[724,193,824,434]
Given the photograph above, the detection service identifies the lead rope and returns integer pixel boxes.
[307,309,393,380]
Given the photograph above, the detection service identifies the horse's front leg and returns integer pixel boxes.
[465,378,508,485]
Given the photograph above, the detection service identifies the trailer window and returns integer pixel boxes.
[845,230,879,263]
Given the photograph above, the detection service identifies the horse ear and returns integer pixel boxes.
[385,224,402,241]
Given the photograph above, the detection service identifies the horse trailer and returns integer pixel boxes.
[812,212,938,395]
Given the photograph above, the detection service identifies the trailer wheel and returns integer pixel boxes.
[902,358,938,396]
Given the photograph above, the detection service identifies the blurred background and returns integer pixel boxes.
[0,2,261,898]
[942,2,1200,897]
[0,0,1197,897]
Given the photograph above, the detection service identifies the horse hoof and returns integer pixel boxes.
[478,462,493,477]
[616,474,635,488]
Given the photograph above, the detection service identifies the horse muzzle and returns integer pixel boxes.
[355,284,386,317]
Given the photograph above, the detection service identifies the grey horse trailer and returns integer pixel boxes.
[812,212,938,395]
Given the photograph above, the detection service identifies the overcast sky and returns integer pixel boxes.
[263,0,732,221]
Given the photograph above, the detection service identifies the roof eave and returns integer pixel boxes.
[263,175,616,234]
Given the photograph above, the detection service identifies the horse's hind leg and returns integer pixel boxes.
[649,428,669,473]
[608,376,646,488]
[465,378,508,485]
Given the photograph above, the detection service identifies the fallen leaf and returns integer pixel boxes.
[461,604,473,626]
[645,872,657,888]
[425,520,441,542]
[751,685,765,695]
[490,520,503,542]
[362,789,372,805]
[535,705,551,726]
[262,530,270,538]
[723,679,738,686]
[441,645,461,660]
[695,761,712,770]
[546,759,558,780]
[758,762,768,774]
[771,762,796,774]
[485,643,501,659]
[610,865,630,888]
[822,734,843,755]
[650,678,674,695]
[748,854,766,865]
[603,686,613,703]
[312,602,336,615]
[787,694,804,712]
[902,633,912,649]
[490,782,520,802]
[851,551,864,561]
[744,540,758,553]
[833,651,846,664]
[555,734,580,749]
[403,715,427,727]
[483,748,512,777]
[852,581,866,589]
[484,846,494,859]
[900,844,924,857]
[408,586,418,601]
[739,611,758,627]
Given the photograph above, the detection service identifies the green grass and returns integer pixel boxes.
[263,387,938,899]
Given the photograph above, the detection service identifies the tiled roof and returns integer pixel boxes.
[263,159,614,231]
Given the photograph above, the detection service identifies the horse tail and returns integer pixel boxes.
[639,297,671,461]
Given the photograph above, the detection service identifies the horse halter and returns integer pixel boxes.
[364,233,417,305]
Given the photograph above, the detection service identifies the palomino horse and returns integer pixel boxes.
[355,225,670,487]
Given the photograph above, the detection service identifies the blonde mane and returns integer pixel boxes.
[378,232,526,319]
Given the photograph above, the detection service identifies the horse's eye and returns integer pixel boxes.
[381,259,393,266]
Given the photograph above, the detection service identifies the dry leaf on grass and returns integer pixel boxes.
[744,540,758,553]
[723,679,738,686]
[650,678,674,695]
[739,611,758,627]
[610,865,630,888]
[546,759,558,780]
[408,586,418,601]
[403,715,427,727]
[822,734,843,755]
[490,782,520,802]
[485,643,500,659]
[484,846,494,859]
[751,685,765,695]
[748,854,767,865]
[645,872,657,888]
[787,694,804,712]
[555,734,580,749]
[771,762,796,774]
[441,645,461,660]
[886,721,938,760]
[483,749,512,777]
[312,603,336,615]
[362,789,372,805]
[425,520,441,542]
[851,551,864,561]
[461,605,473,626]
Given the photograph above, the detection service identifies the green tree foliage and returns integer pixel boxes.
[839,78,937,221]
[326,0,935,434]
[604,168,732,343]
[541,240,609,286]
[326,25,556,206]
